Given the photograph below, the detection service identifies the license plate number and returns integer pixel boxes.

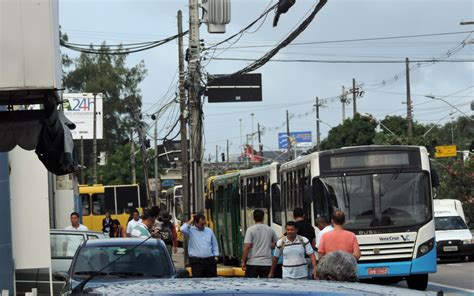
[443,246,458,252]
[368,267,388,275]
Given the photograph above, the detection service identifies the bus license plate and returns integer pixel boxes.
[443,246,458,252]
[368,267,388,275]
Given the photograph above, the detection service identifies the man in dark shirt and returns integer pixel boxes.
[293,207,316,278]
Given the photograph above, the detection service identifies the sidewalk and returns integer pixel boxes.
[172,248,244,277]
[172,247,186,269]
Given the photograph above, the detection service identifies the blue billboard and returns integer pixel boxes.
[278,131,312,149]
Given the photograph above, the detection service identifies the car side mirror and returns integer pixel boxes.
[53,271,69,282]
[176,268,190,278]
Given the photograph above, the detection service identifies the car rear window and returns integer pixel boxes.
[72,244,172,279]
[51,233,85,258]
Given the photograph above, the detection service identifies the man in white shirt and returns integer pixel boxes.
[64,212,88,231]
[315,215,333,249]
[126,209,142,237]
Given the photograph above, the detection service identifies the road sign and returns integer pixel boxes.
[63,93,103,140]
[435,145,457,158]
[278,131,312,149]
[206,73,262,103]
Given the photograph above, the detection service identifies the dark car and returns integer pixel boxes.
[89,278,435,296]
[15,229,105,295]
[55,238,187,294]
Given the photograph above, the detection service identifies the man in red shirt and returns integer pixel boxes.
[318,210,361,260]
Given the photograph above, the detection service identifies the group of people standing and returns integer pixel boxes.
[66,206,179,258]
[66,206,361,281]
[241,207,361,281]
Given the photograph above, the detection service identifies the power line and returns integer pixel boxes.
[209,57,474,64]
[208,30,474,50]
[61,29,189,55]
[208,0,328,80]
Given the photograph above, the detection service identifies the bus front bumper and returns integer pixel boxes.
[357,248,437,278]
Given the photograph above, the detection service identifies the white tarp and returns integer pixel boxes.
[63,93,103,140]
[9,147,51,269]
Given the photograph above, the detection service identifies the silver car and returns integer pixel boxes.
[15,229,105,295]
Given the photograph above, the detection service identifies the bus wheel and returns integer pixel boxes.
[406,274,428,291]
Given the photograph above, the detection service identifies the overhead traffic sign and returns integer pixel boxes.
[435,145,457,158]
[206,73,262,103]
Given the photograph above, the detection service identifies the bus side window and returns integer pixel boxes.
[92,193,106,215]
[271,184,282,225]
[81,194,90,216]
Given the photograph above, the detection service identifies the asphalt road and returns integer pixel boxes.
[395,261,474,295]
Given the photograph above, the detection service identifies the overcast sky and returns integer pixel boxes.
[59,0,474,159]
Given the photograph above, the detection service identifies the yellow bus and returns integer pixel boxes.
[79,184,145,232]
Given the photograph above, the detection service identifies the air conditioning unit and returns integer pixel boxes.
[202,0,231,34]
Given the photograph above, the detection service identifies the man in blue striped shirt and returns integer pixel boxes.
[180,214,219,277]
[269,221,317,279]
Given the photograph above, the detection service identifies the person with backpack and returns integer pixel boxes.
[157,211,178,257]
[268,221,317,280]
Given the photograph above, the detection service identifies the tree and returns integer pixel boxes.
[96,143,156,185]
[434,158,474,222]
[319,113,377,150]
[61,38,147,184]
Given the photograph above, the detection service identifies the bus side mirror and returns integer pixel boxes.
[205,198,213,210]
[431,169,440,188]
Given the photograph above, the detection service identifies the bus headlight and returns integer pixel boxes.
[416,238,435,258]
[462,239,474,245]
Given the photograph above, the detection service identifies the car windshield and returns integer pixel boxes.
[435,216,468,231]
[319,172,431,230]
[72,244,172,279]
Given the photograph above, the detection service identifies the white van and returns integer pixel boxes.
[434,199,473,261]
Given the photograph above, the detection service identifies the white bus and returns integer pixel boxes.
[279,145,437,290]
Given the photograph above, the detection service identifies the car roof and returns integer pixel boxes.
[83,238,163,247]
[51,229,105,236]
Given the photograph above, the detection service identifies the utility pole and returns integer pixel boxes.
[188,0,204,213]
[154,118,159,203]
[340,86,347,123]
[226,139,230,166]
[133,103,151,206]
[215,145,218,163]
[130,130,136,184]
[92,93,98,184]
[80,136,84,184]
[250,113,255,148]
[257,123,263,164]
[315,97,321,151]
[239,119,243,155]
[406,57,413,139]
[178,10,190,219]
[352,78,357,117]
[286,110,291,161]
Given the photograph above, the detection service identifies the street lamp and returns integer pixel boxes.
[423,111,456,138]
[364,113,401,141]
[425,95,472,121]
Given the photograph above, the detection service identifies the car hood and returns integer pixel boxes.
[89,278,435,295]
[68,276,175,294]
[436,229,472,242]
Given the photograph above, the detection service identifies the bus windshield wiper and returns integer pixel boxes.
[380,167,403,197]
[71,235,155,294]
[338,172,350,209]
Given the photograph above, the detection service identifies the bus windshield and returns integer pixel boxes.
[320,172,431,230]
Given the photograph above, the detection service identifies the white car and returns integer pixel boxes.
[434,201,473,261]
